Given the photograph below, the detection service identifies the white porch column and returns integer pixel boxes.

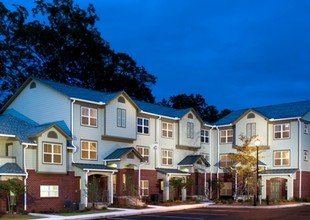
[163,175,170,202]
[181,187,187,201]
[261,176,267,199]
[287,175,294,200]
[108,172,114,204]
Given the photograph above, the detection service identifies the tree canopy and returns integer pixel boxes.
[158,94,231,123]
[0,0,156,106]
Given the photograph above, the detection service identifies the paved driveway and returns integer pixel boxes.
[105,205,310,220]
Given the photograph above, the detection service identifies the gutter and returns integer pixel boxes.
[23,144,29,211]
[269,117,301,122]
[140,110,180,121]
[69,97,106,106]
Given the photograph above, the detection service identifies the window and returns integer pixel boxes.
[162,122,173,138]
[30,82,36,89]
[118,96,125,103]
[220,154,233,168]
[140,180,149,197]
[137,117,149,134]
[220,182,233,196]
[40,185,59,197]
[247,113,255,119]
[246,123,256,138]
[304,150,308,161]
[113,174,117,194]
[137,146,149,163]
[274,123,290,139]
[127,152,134,159]
[220,129,233,143]
[81,140,97,160]
[162,149,173,165]
[187,122,194,139]
[274,150,290,166]
[188,113,193,119]
[81,107,97,127]
[43,143,62,164]
[47,131,58,139]
[117,108,126,128]
[304,124,309,135]
[201,129,209,143]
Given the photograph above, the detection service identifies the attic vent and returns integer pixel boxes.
[247,113,255,119]
[188,113,193,119]
[118,96,125,103]
[47,131,58,139]
[30,82,36,89]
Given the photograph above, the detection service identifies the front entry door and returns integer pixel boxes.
[271,181,281,200]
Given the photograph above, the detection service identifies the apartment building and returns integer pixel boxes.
[0,78,210,212]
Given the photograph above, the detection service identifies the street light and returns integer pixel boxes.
[254,139,261,204]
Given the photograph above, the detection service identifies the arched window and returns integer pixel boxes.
[47,131,58,139]
[188,113,193,119]
[118,96,125,103]
[247,113,255,119]
[30,82,36,89]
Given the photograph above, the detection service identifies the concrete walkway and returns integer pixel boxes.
[30,202,308,220]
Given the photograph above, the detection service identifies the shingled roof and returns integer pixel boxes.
[178,155,210,167]
[215,100,310,126]
[0,163,26,175]
[104,147,144,161]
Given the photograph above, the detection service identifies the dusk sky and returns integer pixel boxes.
[3,0,310,111]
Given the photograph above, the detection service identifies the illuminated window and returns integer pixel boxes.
[274,150,290,166]
[220,129,233,143]
[220,182,232,196]
[162,122,173,138]
[162,149,173,165]
[43,143,62,164]
[81,107,97,127]
[81,140,97,160]
[274,123,290,139]
[40,185,59,197]
[140,180,149,197]
[220,154,233,168]
[137,146,149,163]
[246,123,256,138]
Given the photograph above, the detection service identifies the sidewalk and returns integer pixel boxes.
[30,202,213,220]
[30,202,308,220]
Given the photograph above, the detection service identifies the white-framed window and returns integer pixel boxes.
[274,150,290,166]
[220,129,233,143]
[304,150,308,161]
[137,117,149,134]
[201,129,209,143]
[140,180,149,197]
[162,122,173,138]
[43,143,62,164]
[117,108,126,128]
[40,185,59,197]
[220,182,233,196]
[274,123,290,139]
[81,140,97,160]
[304,124,309,135]
[81,107,97,127]
[220,154,233,168]
[187,122,194,139]
[162,149,173,165]
[137,146,149,163]
[246,123,256,138]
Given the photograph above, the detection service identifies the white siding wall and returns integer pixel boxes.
[178,112,201,148]
[7,79,71,126]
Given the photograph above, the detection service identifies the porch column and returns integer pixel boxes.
[163,175,170,202]
[287,175,294,200]
[261,176,267,199]
[108,172,114,204]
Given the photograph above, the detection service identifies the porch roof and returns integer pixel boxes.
[177,155,210,167]
[0,163,26,175]
[260,168,298,175]
[104,147,144,161]
[156,168,190,175]
[73,163,116,172]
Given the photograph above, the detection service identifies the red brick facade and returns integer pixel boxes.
[26,170,80,212]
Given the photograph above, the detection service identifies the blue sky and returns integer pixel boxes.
[3,0,310,110]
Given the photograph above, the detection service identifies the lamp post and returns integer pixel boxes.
[254,139,261,203]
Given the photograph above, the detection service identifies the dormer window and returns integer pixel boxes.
[188,113,193,119]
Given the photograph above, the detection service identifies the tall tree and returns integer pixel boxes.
[0,0,156,106]
[158,93,231,123]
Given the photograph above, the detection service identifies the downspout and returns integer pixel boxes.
[155,116,161,168]
[298,118,302,198]
[23,144,29,211]
[215,126,220,180]
[209,126,216,198]
[71,99,77,163]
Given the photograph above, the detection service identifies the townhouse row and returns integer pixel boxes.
[0,77,310,212]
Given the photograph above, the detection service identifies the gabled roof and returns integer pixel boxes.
[1,77,139,112]
[73,163,116,172]
[215,100,310,126]
[104,147,144,161]
[0,163,26,175]
[178,155,210,167]
[0,113,71,144]
[156,168,190,175]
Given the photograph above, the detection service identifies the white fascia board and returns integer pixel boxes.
[269,117,301,122]
[70,97,106,106]
[140,110,180,120]
[0,134,15,137]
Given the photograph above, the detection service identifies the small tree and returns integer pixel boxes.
[169,177,191,201]
[228,135,264,199]
[0,178,24,214]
